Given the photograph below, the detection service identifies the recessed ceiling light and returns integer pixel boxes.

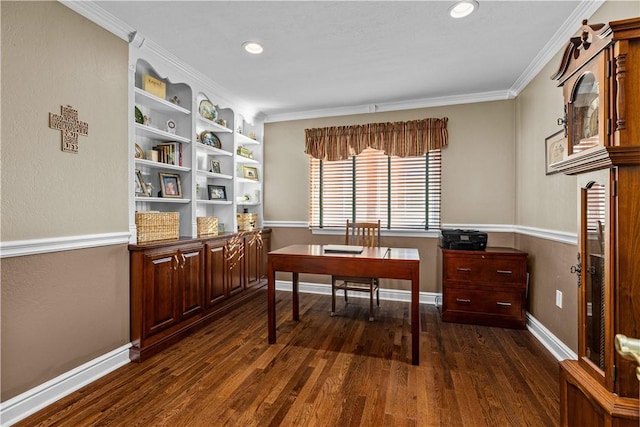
[449,0,479,18]
[242,41,264,55]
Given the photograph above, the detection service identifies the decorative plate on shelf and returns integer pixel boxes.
[134,106,144,124]
[199,131,221,149]
[135,143,145,159]
[198,99,218,121]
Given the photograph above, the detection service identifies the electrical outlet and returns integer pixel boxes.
[556,290,563,308]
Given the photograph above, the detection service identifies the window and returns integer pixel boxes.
[585,181,606,233]
[309,148,441,230]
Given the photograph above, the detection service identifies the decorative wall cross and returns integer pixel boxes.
[49,105,89,153]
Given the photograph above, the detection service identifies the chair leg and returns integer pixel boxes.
[344,284,348,305]
[331,279,336,316]
[376,287,380,307]
[369,281,374,322]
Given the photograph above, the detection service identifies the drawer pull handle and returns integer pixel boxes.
[496,270,513,274]
[456,268,471,272]
[496,302,512,307]
[456,298,471,304]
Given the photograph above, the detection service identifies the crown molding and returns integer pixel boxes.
[61,0,606,126]
[134,38,260,123]
[509,0,606,95]
[59,0,260,123]
[264,90,514,123]
[59,0,132,42]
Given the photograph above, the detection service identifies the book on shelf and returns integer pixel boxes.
[153,142,182,166]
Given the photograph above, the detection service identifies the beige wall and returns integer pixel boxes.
[1,2,129,240]
[1,2,130,400]
[514,0,639,351]
[264,100,517,224]
[1,246,130,400]
[1,0,638,407]
[264,0,640,356]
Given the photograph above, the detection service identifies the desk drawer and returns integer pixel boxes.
[444,256,526,284]
[443,288,523,318]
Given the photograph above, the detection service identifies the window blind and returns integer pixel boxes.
[586,182,606,233]
[309,148,441,230]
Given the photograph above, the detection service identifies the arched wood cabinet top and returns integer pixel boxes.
[550,17,640,176]
[551,20,612,85]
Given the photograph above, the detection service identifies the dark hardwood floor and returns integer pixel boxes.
[17,290,560,426]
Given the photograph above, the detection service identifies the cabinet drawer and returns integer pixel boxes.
[443,288,523,318]
[444,256,526,284]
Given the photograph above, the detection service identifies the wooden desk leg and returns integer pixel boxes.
[411,272,420,366]
[292,272,299,321]
[268,261,276,344]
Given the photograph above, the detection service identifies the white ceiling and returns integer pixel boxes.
[81,1,603,122]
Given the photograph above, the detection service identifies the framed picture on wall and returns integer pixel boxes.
[159,172,182,198]
[545,130,566,175]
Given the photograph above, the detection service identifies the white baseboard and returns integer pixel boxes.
[526,313,577,361]
[0,344,131,427]
[275,280,440,305]
[277,280,575,362]
[1,288,574,426]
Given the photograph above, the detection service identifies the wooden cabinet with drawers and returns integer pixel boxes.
[129,229,271,362]
[441,247,528,329]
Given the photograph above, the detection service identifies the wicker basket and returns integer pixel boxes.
[197,216,219,237]
[135,211,179,243]
[237,213,258,231]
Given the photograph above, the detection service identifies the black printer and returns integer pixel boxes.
[440,229,487,251]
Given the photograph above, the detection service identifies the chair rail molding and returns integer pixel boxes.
[0,232,130,258]
[268,221,578,245]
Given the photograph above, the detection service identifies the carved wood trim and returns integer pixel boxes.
[614,44,628,136]
[551,20,612,85]
[552,146,640,175]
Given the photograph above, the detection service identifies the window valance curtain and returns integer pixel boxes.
[304,117,448,161]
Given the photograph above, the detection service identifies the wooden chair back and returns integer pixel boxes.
[344,219,381,247]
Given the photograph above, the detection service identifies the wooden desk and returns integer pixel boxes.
[267,244,421,365]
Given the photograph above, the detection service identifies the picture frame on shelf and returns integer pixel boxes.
[135,169,149,196]
[159,172,182,198]
[210,160,221,174]
[208,184,227,200]
[242,165,259,181]
[545,130,566,175]
[142,74,166,99]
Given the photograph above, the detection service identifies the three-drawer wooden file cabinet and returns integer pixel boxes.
[441,247,528,329]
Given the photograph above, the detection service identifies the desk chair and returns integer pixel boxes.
[331,219,381,321]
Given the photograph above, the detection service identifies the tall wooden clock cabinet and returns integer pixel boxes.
[550,18,640,427]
